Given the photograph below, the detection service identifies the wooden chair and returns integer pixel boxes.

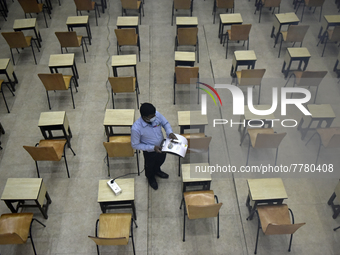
[223,24,252,59]
[255,0,281,23]
[246,128,286,166]
[88,213,137,255]
[74,0,100,26]
[18,0,51,28]
[254,204,305,254]
[55,31,88,63]
[173,66,199,105]
[181,190,222,241]
[1,31,40,65]
[235,69,266,104]
[0,213,46,255]
[38,73,78,109]
[23,139,76,178]
[121,0,144,25]
[103,135,140,177]
[115,28,141,61]
[305,128,340,165]
[171,0,193,26]
[178,133,212,176]
[212,0,234,24]
[275,25,309,58]
[295,0,325,22]
[108,77,139,109]
[317,26,340,57]
[0,79,15,113]
[175,27,199,63]
[284,71,327,103]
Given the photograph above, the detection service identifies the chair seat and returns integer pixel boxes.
[316,127,340,147]
[0,213,34,244]
[24,36,32,47]
[281,31,288,41]
[137,1,141,8]
[184,190,215,206]
[0,80,3,89]
[248,128,274,148]
[63,75,73,89]
[98,213,131,245]
[257,204,291,234]
[77,36,82,46]
[39,139,67,160]
[37,3,43,12]
[109,135,131,143]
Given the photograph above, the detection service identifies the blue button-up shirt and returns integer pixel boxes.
[131,111,173,152]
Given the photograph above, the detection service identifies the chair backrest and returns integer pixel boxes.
[254,132,286,148]
[175,66,199,84]
[295,71,327,87]
[23,145,60,161]
[177,27,198,46]
[0,213,34,244]
[103,136,134,158]
[216,0,234,9]
[265,223,306,235]
[305,0,325,7]
[38,73,68,91]
[74,0,93,10]
[329,26,340,42]
[88,236,128,246]
[285,25,309,43]
[262,0,281,8]
[230,24,252,41]
[18,0,41,13]
[108,77,135,93]
[121,0,138,9]
[187,203,223,219]
[115,29,137,46]
[184,133,212,153]
[238,69,266,86]
[174,0,191,9]
[326,134,340,148]
[1,32,29,49]
[55,32,79,48]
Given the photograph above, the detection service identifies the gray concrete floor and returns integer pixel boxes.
[0,0,340,254]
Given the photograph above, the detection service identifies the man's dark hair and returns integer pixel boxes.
[140,103,156,117]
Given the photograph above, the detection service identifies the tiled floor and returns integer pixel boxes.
[0,0,340,254]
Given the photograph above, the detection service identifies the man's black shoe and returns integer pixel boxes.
[148,178,158,190]
[155,170,169,179]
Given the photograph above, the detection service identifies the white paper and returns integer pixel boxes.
[161,133,188,158]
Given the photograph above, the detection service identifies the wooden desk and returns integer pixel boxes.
[175,51,195,67]
[231,50,257,77]
[328,181,340,219]
[282,47,310,78]
[181,163,211,192]
[319,15,340,38]
[111,54,138,79]
[271,13,299,44]
[117,16,139,33]
[0,58,18,92]
[13,18,42,48]
[178,111,208,134]
[297,104,335,140]
[246,178,288,220]
[67,16,92,45]
[219,13,243,44]
[104,109,135,138]
[239,105,276,145]
[176,17,198,31]
[49,54,79,87]
[98,178,136,220]
[38,111,73,147]
[1,178,52,219]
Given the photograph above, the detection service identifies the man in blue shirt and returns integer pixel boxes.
[131,103,177,190]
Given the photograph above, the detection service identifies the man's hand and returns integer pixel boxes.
[169,133,177,140]
[154,146,162,153]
